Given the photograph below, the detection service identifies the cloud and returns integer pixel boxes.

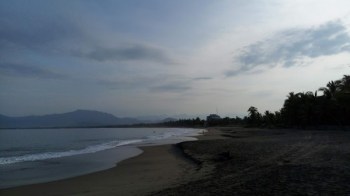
[0,5,81,53]
[75,44,174,63]
[150,83,191,93]
[97,77,157,90]
[97,74,191,92]
[99,76,192,93]
[226,20,350,76]
[193,77,212,81]
[0,63,66,79]
[0,2,174,66]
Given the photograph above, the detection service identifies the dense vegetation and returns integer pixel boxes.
[124,75,350,129]
[246,75,350,129]
[132,117,244,127]
[154,75,349,130]
[160,118,206,127]
[138,116,244,128]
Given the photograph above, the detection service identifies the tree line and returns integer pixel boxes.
[151,116,245,127]
[155,74,349,129]
[246,75,350,129]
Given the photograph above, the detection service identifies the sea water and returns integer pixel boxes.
[0,127,203,188]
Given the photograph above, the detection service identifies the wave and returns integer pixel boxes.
[0,128,204,165]
[0,139,143,165]
[146,128,202,140]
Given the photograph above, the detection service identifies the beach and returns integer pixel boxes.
[2,127,350,195]
[0,143,202,196]
[154,127,350,195]
[0,128,215,196]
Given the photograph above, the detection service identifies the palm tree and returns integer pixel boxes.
[282,92,301,127]
[338,75,350,92]
[247,106,261,126]
[298,91,318,127]
[263,110,275,127]
[248,106,258,117]
[245,75,349,128]
[318,81,340,100]
[336,75,350,125]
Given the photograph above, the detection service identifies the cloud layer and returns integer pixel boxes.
[226,21,350,76]
[76,44,173,63]
[0,63,66,79]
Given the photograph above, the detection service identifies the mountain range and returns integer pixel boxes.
[0,110,144,128]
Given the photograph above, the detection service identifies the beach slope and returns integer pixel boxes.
[0,144,200,196]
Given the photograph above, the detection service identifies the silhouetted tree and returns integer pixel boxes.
[247,74,349,129]
[247,106,262,126]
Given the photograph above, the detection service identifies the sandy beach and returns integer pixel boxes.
[154,127,350,195]
[3,127,350,195]
[0,142,202,196]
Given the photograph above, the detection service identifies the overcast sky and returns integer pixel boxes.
[1,0,350,117]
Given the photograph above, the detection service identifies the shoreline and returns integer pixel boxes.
[5,127,350,195]
[0,128,214,196]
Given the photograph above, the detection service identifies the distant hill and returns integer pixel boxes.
[0,110,141,128]
[161,117,178,123]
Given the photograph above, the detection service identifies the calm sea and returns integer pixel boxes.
[0,127,203,188]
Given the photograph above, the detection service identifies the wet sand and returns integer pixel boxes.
[0,143,202,196]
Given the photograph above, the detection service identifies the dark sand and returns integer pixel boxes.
[3,127,350,196]
[153,127,350,195]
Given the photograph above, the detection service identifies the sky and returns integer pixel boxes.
[1,0,350,118]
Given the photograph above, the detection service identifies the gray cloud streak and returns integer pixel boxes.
[0,63,67,79]
[75,44,174,64]
[226,21,350,76]
[98,74,193,93]
[97,74,192,93]
[150,83,191,93]
[0,2,176,67]
[0,10,80,53]
[193,76,212,81]
[97,77,157,90]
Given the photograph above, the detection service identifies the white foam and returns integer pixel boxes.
[147,128,202,141]
[0,139,143,165]
[0,128,205,165]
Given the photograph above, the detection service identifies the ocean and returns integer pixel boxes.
[0,127,204,188]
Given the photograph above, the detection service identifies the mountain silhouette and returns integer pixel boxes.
[0,110,140,128]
